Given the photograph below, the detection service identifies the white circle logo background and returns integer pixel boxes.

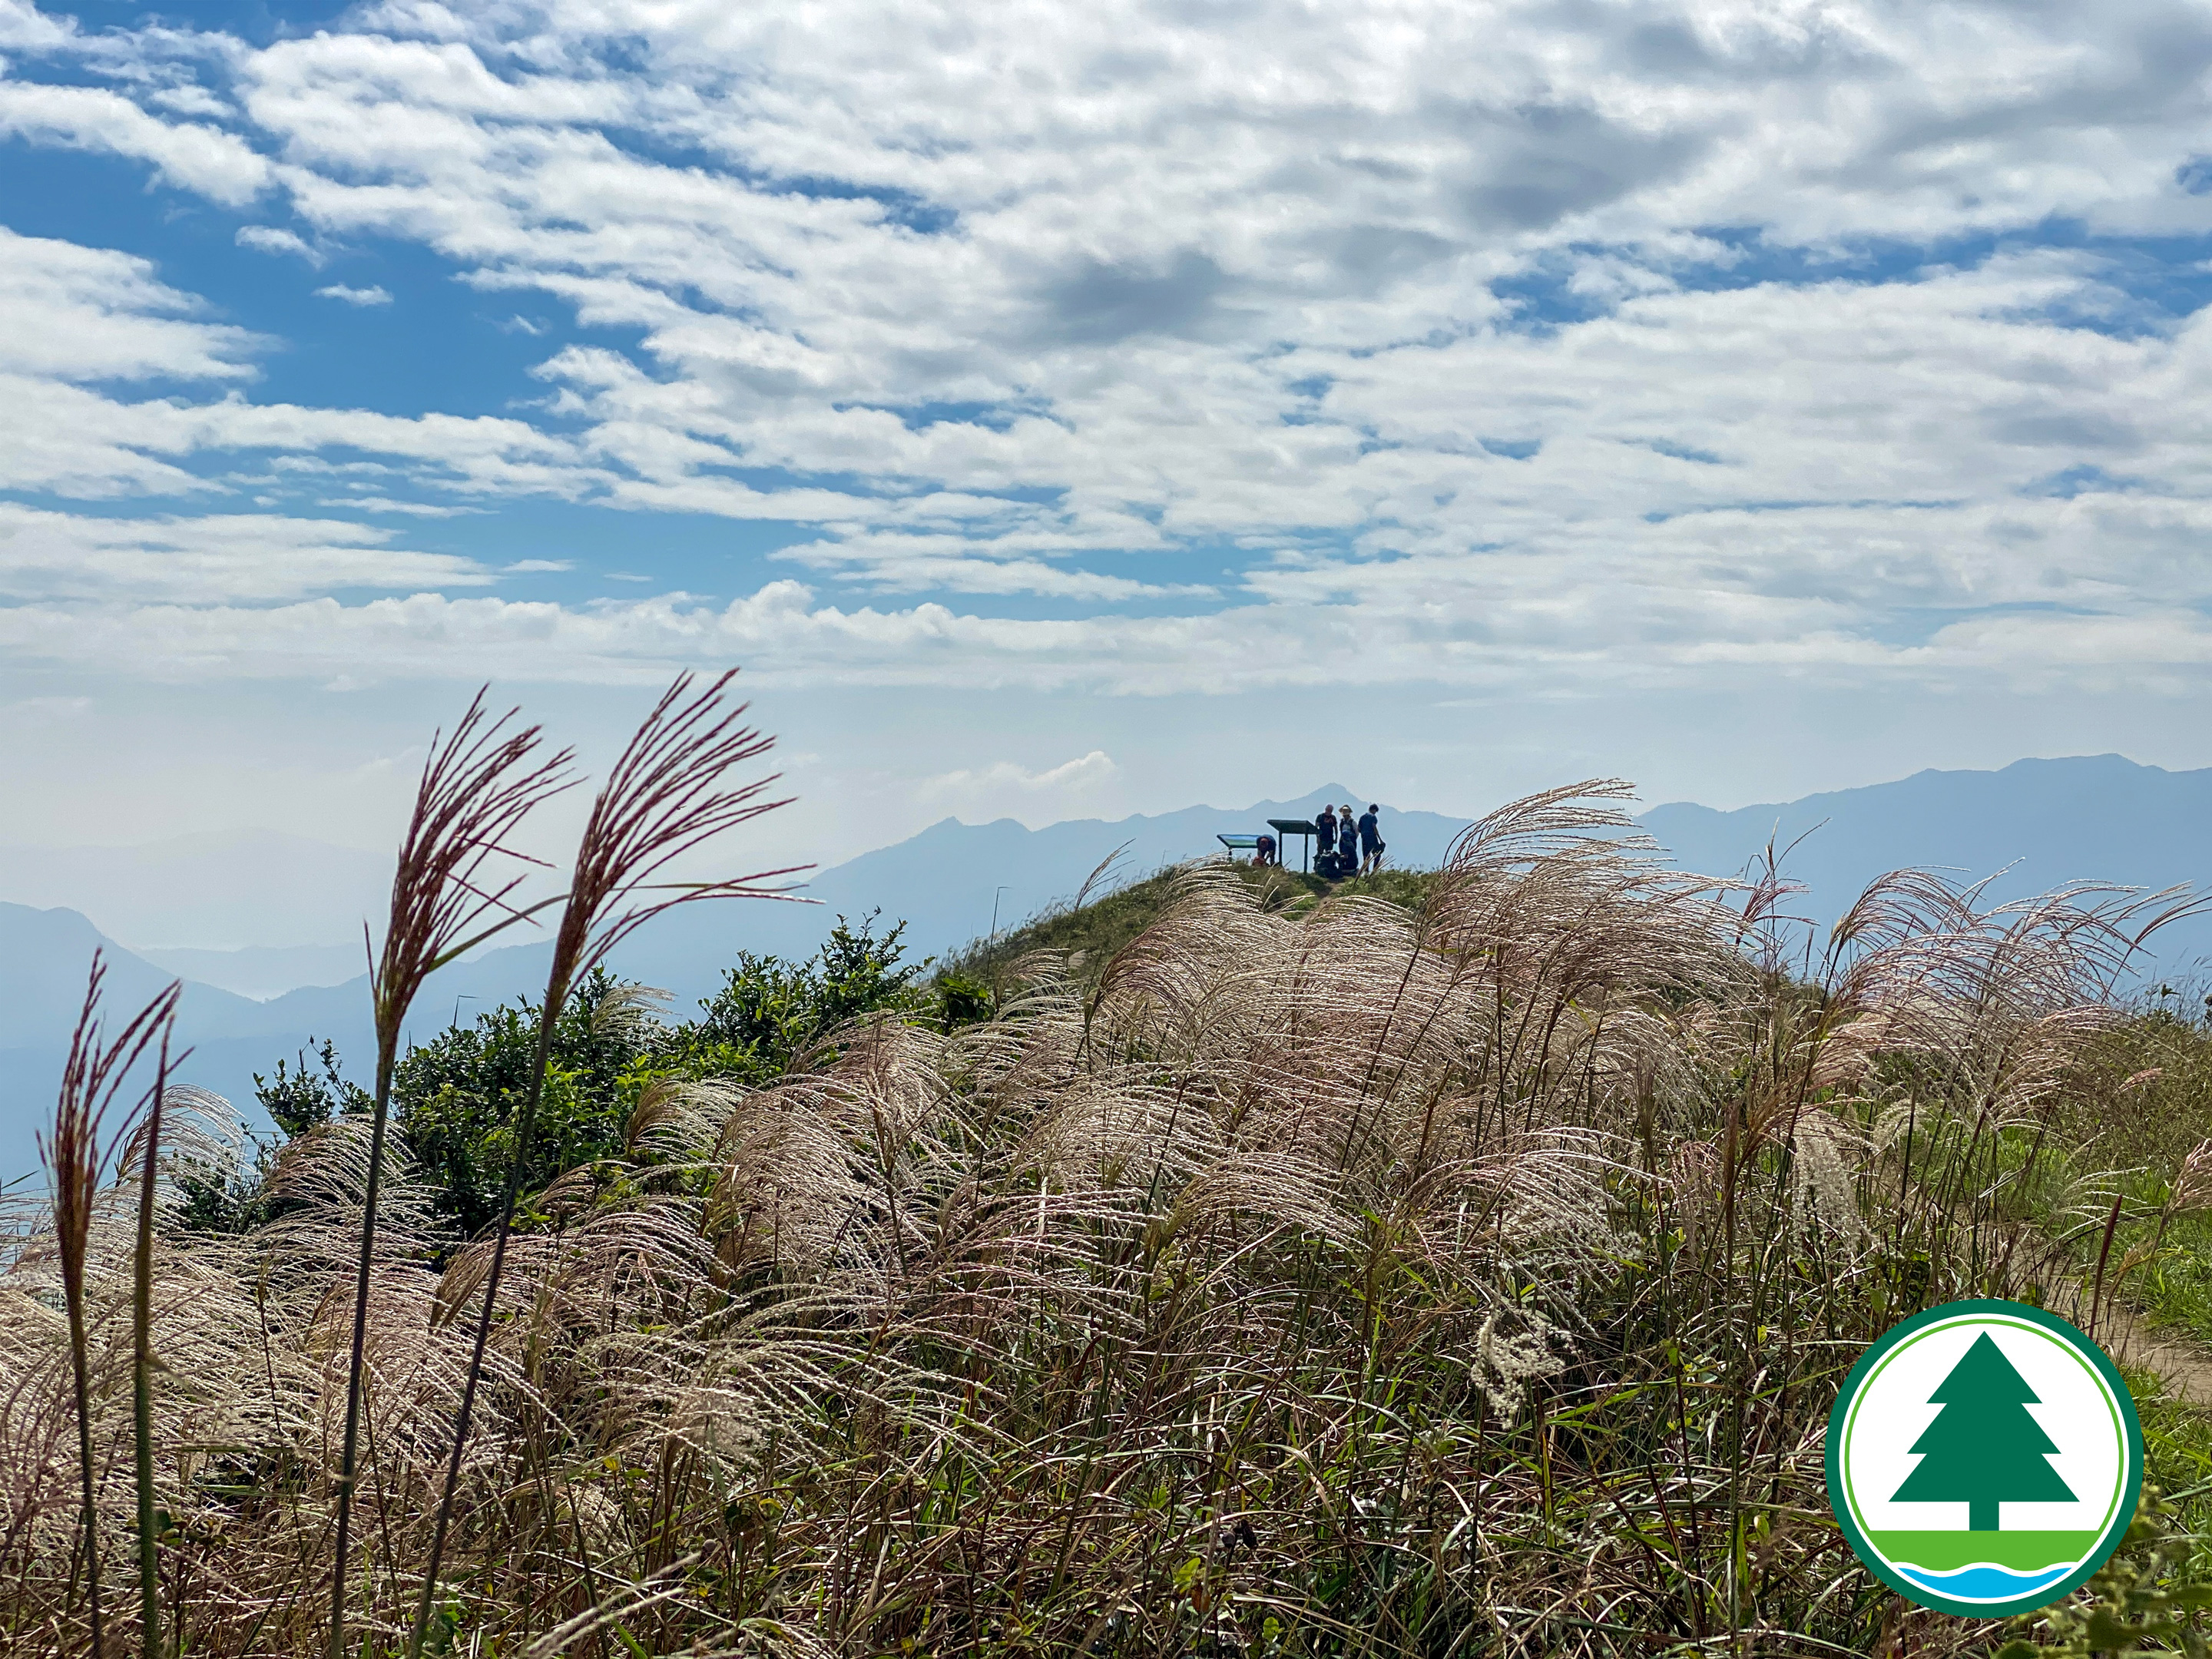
[1839,1314,2124,1538]
[1826,1298,2144,1619]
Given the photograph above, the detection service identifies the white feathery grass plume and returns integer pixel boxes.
[1786,1109,1868,1243]
[0,778,2191,1654]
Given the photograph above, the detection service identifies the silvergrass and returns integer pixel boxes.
[5,783,2199,1657]
[38,956,180,1659]
[330,691,572,1659]
[406,669,797,1659]
[130,1031,180,1659]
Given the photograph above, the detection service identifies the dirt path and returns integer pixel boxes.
[1922,1186,2212,1409]
[1985,1211,2212,1409]
[2083,1296,2212,1410]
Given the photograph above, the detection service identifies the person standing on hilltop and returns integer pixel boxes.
[1359,803,1384,875]
[1316,803,1338,871]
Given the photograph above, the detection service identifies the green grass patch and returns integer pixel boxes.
[936,856,1439,990]
[1867,1531,2104,1571]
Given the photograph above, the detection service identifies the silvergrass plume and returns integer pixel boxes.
[7,781,2206,1657]
[407,668,798,1659]
[329,690,572,1659]
[38,955,180,1659]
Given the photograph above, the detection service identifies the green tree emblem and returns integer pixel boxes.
[1891,1332,2075,1531]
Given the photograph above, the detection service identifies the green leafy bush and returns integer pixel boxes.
[666,910,929,1085]
[392,969,645,1237]
[208,913,949,1240]
[255,1037,373,1137]
[1993,1486,2212,1657]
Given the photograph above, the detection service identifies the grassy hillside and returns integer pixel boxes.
[2000,994,2212,1342]
[8,799,2211,1656]
[939,858,1437,988]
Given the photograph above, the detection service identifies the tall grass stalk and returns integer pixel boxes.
[8,774,2200,1656]
[328,693,571,1659]
[130,1030,178,1659]
[38,957,180,1659]
[407,668,794,1659]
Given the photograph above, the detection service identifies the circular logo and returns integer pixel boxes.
[1827,1298,2142,1618]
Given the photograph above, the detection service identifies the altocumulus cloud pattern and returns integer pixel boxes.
[4,0,2212,700]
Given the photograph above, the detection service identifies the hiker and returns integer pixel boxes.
[1341,805,1359,876]
[1255,832,1277,867]
[1316,804,1338,870]
[1359,803,1384,874]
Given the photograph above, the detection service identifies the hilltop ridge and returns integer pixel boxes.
[4,753,2209,1178]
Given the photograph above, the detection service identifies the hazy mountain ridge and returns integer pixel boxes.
[1642,754,2212,970]
[607,785,1476,1001]
[139,943,370,1001]
[3,758,2206,1177]
[0,830,391,951]
[0,787,1465,1173]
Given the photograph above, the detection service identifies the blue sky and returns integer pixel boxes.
[5,0,2212,911]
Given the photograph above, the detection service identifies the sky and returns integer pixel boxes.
[5,0,2212,902]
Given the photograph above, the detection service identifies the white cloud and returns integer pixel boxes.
[0,375,216,495]
[0,78,269,204]
[314,283,392,306]
[0,0,69,49]
[237,224,323,265]
[775,531,1207,600]
[0,503,489,602]
[324,495,477,516]
[926,750,1119,794]
[2,0,2212,719]
[0,369,600,499]
[0,226,258,383]
[1,564,2200,700]
[917,750,1121,823]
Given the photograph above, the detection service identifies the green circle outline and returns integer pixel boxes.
[1842,1317,2126,1544]
[1825,1297,2144,1620]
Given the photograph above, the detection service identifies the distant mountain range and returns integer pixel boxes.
[1641,754,2212,971]
[1,758,2204,1178]
[600,785,1474,998]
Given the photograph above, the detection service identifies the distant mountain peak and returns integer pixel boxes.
[1640,755,2210,959]
[1647,753,2188,818]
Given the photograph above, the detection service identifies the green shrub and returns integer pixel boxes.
[1993,1486,2212,1657]
[666,910,927,1085]
[254,1037,373,1137]
[392,969,645,1237]
[206,914,945,1240]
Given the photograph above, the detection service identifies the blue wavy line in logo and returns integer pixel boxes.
[1895,1562,2077,1601]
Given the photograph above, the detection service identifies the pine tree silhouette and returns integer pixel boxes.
[1891,1332,2075,1531]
